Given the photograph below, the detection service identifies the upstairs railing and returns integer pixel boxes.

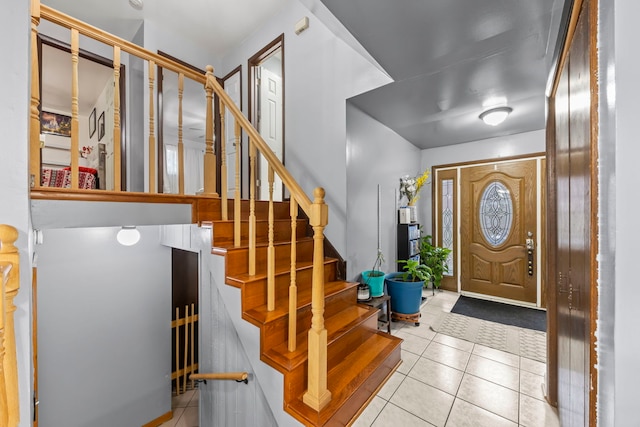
[31,0,332,411]
[0,224,21,426]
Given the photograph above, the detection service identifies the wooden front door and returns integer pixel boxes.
[460,159,538,303]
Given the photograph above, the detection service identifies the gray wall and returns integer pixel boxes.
[218,0,392,256]
[1,1,33,425]
[345,103,421,280]
[200,271,277,427]
[36,226,171,427]
[611,0,640,424]
[596,0,616,425]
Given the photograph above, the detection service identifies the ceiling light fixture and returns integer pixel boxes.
[128,0,144,10]
[479,107,513,126]
[117,226,141,246]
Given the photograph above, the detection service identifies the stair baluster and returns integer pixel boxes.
[113,46,122,191]
[248,137,257,276]
[148,60,156,193]
[71,29,80,190]
[177,73,185,195]
[267,165,276,311]
[220,100,228,220]
[29,0,41,188]
[203,65,217,196]
[288,197,298,352]
[234,121,242,247]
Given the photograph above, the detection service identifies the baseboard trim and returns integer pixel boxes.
[142,410,173,427]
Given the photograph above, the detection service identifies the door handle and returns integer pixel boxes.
[526,231,534,276]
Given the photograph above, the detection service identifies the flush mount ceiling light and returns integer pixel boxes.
[479,107,513,126]
[117,226,141,246]
[128,0,144,10]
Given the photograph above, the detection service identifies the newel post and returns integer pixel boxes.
[0,225,20,426]
[303,188,331,411]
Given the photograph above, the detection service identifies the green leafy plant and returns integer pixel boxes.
[419,234,452,288]
[396,258,431,282]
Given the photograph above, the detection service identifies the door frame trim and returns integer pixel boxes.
[221,65,244,198]
[545,0,599,420]
[247,34,285,198]
[432,154,546,306]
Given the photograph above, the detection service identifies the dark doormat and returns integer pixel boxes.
[451,296,546,332]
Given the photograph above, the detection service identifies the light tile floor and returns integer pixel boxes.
[353,289,560,427]
[159,290,560,427]
[159,387,199,427]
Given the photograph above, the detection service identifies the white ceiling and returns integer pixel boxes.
[322,0,570,149]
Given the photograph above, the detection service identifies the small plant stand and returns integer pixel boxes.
[391,311,421,326]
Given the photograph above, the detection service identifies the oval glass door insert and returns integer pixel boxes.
[479,181,513,246]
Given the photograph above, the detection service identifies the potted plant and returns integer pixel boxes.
[384,258,431,324]
[419,234,452,291]
[361,249,386,298]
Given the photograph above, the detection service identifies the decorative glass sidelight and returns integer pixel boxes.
[441,179,454,275]
[479,181,513,246]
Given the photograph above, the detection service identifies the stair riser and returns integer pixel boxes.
[241,262,338,313]
[197,198,293,222]
[330,344,402,426]
[326,315,379,369]
[213,219,307,246]
[225,239,314,276]
[262,287,358,352]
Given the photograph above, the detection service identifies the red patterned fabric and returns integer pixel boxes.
[41,168,96,189]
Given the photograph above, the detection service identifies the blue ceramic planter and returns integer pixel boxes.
[385,272,424,314]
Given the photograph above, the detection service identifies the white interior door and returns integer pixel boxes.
[258,66,283,201]
[224,72,241,198]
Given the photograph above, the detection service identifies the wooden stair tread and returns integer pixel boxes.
[212,236,314,252]
[243,280,356,324]
[262,304,378,371]
[287,332,403,426]
[227,258,335,286]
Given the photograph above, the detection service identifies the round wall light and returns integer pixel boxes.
[117,226,141,246]
[129,0,144,10]
[479,107,513,126]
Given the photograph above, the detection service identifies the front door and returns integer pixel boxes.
[460,159,538,303]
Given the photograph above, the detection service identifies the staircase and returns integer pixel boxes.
[200,198,402,426]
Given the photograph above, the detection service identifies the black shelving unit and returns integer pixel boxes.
[397,223,420,271]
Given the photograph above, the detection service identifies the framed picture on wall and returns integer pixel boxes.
[89,108,96,138]
[97,111,105,141]
[41,111,71,137]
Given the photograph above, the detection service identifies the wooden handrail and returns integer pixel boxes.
[0,224,21,426]
[190,372,248,383]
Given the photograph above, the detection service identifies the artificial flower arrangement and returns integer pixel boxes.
[80,145,93,158]
[399,169,430,206]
